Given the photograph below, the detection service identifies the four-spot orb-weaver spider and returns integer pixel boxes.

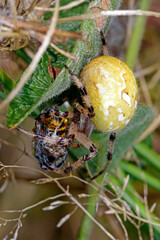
[16,32,138,180]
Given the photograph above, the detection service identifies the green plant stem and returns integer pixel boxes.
[125,0,151,69]
[134,142,160,171]
[77,177,102,240]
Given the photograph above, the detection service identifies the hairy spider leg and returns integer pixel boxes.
[100,31,108,56]
[91,133,116,180]
[65,65,95,118]
[65,32,117,180]
[52,121,97,175]
[65,128,98,174]
[90,32,116,180]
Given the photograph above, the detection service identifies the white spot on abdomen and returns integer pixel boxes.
[123,93,131,106]
[96,83,116,116]
[133,101,137,110]
[125,119,130,125]
[118,114,125,121]
[118,108,123,112]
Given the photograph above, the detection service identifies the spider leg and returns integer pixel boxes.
[69,142,82,148]
[53,109,74,119]
[53,101,91,120]
[49,126,97,175]
[65,65,95,118]
[74,103,90,119]
[91,132,116,180]
[100,31,108,56]
[63,130,98,174]
[16,126,62,145]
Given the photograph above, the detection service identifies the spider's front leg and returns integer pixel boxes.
[65,65,95,119]
[91,132,116,180]
[63,122,98,175]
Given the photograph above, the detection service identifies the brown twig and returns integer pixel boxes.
[0,15,83,40]
[0,0,60,111]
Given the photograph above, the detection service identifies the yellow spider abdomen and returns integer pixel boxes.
[80,56,138,132]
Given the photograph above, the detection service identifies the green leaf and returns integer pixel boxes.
[0,68,15,92]
[106,104,155,173]
[6,54,54,127]
[120,161,160,191]
[0,90,8,100]
[6,0,121,128]
[14,49,31,64]
[134,142,160,171]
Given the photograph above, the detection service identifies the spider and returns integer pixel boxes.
[16,32,138,180]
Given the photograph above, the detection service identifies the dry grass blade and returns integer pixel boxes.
[0,178,8,193]
[35,0,86,12]
[137,114,160,143]
[0,168,160,239]
[135,205,143,240]
[9,0,18,28]
[3,219,22,240]
[0,0,60,111]
[56,206,78,228]
[0,17,83,41]
[50,42,77,60]
[43,200,72,211]
[54,179,117,240]
[148,69,160,89]
[121,175,130,196]
[0,2,160,239]
[144,184,154,240]
[12,220,22,240]
[135,62,160,78]
[100,182,160,228]
[58,10,160,23]
[139,75,153,106]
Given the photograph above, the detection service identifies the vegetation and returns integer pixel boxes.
[0,0,160,239]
